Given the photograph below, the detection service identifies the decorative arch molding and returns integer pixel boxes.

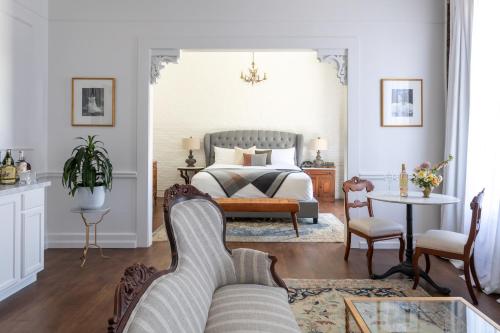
[150,49,180,84]
[317,49,348,85]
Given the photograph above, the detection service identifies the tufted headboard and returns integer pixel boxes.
[204,130,303,166]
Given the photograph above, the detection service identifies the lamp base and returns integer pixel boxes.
[185,150,196,167]
[313,150,324,167]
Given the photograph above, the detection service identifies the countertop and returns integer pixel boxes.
[0,180,51,197]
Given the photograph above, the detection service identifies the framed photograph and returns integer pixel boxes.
[72,78,115,126]
[381,79,423,127]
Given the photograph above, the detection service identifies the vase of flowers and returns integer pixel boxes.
[411,155,453,198]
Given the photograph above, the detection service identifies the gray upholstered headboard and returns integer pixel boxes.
[204,130,303,166]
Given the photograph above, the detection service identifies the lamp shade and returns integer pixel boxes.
[182,137,200,150]
[310,137,328,151]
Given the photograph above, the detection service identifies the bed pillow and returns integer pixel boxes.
[255,149,272,165]
[271,148,296,166]
[243,153,267,166]
[234,146,256,164]
[214,146,236,164]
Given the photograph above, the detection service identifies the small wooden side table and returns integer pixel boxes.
[177,166,204,184]
[71,207,111,267]
[302,167,336,202]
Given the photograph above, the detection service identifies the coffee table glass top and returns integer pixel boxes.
[345,297,500,333]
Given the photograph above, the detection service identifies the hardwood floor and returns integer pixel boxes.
[0,198,498,332]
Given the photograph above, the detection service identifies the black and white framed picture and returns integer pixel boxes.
[72,78,115,126]
[380,79,423,127]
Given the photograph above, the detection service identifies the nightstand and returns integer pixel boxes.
[177,166,204,184]
[303,167,336,202]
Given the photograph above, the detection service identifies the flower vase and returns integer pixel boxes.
[422,187,432,198]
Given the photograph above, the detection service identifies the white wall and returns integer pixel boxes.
[153,51,346,196]
[47,0,445,248]
[0,0,48,171]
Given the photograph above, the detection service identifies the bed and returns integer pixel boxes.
[190,130,319,222]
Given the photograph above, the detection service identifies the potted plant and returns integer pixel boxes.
[411,155,453,198]
[62,135,113,209]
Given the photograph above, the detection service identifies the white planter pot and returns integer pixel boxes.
[76,186,106,209]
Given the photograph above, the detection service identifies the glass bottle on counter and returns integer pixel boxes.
[1,149,17,185]
[399,163,408,197]
[16,150,31,176]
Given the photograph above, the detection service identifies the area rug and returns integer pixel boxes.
[152,213,344,243]
[285,278,429,333]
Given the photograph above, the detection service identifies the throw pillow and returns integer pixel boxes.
[255,149,272,164]
[243,153,267,166]
[234,146,256,164]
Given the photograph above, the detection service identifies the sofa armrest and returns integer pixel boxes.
[232,248,287,289]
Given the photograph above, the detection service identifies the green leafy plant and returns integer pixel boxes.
[62,135,113,196]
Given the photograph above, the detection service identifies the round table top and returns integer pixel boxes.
[366,191,460,206]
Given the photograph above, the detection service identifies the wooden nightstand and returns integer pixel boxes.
[177,166,204,184]
[303,167,336,202]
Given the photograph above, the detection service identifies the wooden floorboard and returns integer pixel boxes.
[0,198,498,332]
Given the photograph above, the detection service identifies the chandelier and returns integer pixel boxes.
[240,53,267,85]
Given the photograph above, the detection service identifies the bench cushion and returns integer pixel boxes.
[205,284,301,333]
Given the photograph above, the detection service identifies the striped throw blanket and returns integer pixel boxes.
[201,168,300,197]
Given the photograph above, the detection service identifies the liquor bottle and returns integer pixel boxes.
[399,163,408,197]
[16,150,31,176]
[1,149,17,184]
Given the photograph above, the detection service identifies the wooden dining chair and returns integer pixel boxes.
[343,177,405,276]
[412,189,485,304]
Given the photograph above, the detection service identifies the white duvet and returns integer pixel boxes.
[191,164,313,200]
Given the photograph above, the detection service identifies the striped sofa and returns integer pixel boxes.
[108,184,301,333]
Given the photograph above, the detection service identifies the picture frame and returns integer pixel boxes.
[380,78,423,127]
[72,78,115,127]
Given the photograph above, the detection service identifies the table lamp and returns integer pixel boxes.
[310,137,328,167]
[182,137,200,167]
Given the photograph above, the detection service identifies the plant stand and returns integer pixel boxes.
[71,207,111,267]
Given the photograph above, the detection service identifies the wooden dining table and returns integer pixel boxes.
[365,191,460,294]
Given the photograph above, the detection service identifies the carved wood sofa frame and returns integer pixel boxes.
[107,184,286,333]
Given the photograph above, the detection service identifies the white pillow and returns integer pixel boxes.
[271,148,296,166]
[234,146,256,165]
[214,146,236,164]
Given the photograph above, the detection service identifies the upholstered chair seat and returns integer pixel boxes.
[349,217,403,237]
[343,177,405,276]
[416,230,468,254]
[412,189,485,305]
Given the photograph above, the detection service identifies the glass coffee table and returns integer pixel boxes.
[345,297,500,333]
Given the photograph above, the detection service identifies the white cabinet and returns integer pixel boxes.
[0,183,50,302]
[0,195,21,292]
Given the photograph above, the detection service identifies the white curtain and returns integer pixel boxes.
[466,0,500,296]
[441,0,474,232]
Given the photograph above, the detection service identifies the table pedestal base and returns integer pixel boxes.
[370,203,450,295]
[371,260,451,295]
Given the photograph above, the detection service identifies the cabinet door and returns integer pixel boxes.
[309,174,319,197]
[317,174,334,201]
[21,207,44,277]
[0,195,21,291]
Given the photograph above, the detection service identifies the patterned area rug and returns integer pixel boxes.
[285,278,429,333]
[152,213,344,243]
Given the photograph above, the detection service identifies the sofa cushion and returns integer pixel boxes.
[205,284,301,333]
[170,199,237,290]
[124,272,210,333]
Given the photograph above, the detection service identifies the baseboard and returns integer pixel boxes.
[46,232,137,248]
[358,236,418,250]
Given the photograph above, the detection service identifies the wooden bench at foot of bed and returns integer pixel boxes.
[215,198,300,237]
